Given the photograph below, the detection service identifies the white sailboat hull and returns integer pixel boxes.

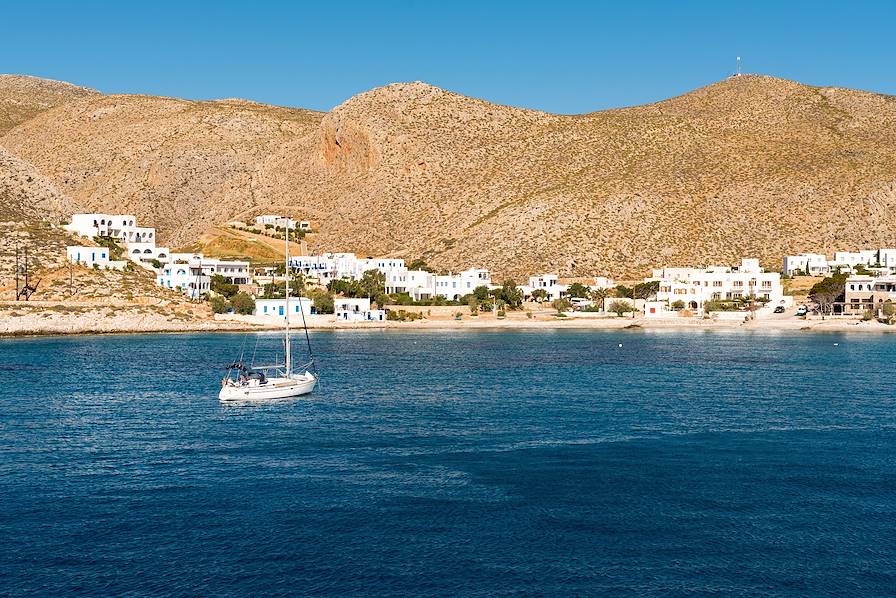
[219,372,317,402]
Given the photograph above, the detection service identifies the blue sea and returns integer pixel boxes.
[1,330,895,596]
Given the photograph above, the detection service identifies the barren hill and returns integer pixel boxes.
[0,74,98,134]
[3,74,896,277]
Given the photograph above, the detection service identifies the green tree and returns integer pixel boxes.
[614,285,632,299]
[230,292,256,315]
[882,301,895,323]
[634,281,660,300]
[671,300,686,311]
[472,285,490,301]
[360,269,386,298]
[809,272,848,318]
[494,279,524,309]
[209,295,230,314]
[552,297,571,314]
[409,258,434,272]
[530,288,549,303]
[608,300,631,317]
[210,274,239,298]
[566,282,591,298]
[308,289,334,314]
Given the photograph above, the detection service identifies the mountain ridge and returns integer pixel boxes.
[2,73,896,277]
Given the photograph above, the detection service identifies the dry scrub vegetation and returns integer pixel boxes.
[2,74,896,278]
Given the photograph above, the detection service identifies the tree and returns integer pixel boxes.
[634,281,660,300]
[494,279,523,309]
[409,258,434,272]
[882,301,895,324]
[473,285,490,301]
[530,288,549,303]
[308,289,334,314]
[809,273,847,318]
[468,295,479,315]
[566,282,591,299]
[150,258,162,269]
[230,292,255,315]
[671,300,686,311]
[552,298,571,314]
[614,285,632,299]
[608,300,631,317]
[210,274,239,299]
[590,287,610,305]
[360,269,386,298]
[209,295,230,314]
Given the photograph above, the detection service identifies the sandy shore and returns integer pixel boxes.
[2,304,893,337]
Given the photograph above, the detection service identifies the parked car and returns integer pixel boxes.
[795,305,807,316]
[773,305,786,314]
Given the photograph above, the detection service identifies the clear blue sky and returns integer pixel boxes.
[2,1,894,114]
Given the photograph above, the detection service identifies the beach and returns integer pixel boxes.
[2,301,892,336]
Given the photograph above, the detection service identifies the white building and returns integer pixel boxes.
[158,254,251,296]
[126,242,170,264]
[651,258,786,315]
[783,253,830,277]
[254,297,315,319]
[830,250,878,270]
[66,246,126,270]
[203,258,251,285]
[334,297,386,321]
[877,248,896,270]
[522,274,562,300]
[157,261,209,299]
[255,214,298,230]
[433,268,492,301]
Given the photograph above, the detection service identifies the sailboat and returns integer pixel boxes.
[219,226,318,402]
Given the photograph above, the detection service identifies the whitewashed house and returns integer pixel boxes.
[877,249,896,271]
[432,268,491,300]
[255,214,297,230]
[334,297,386,321]
[782,253,830,277]
[254,297,315,319]
[830,250,878,270]
[651,258,787,315]
[157,262,209,299]
[66,246,126,270]
[127,242,170,264]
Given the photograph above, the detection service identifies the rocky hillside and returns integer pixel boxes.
[0,74,98,134]
[2,74,896,277]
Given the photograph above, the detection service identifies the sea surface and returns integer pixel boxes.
[1,330,895,596]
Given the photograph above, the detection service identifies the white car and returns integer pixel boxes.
[795,306,807,316]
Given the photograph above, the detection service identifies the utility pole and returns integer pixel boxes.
[23,245,30,301]
[15,243,20,302]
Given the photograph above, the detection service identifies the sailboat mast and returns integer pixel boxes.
[284,224,291,377]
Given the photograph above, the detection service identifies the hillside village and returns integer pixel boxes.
[4,209,887,334]
[3,73,896,333]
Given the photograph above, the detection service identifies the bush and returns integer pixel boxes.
[210,295,230,314]
[308,289,334,314]
[608,300,630,317]
[230,292,255,315]
[150,259,162,269]
[386,309,424,322]
[671,300,686,311]
[211,274,239,299]
[552,298,572,314]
